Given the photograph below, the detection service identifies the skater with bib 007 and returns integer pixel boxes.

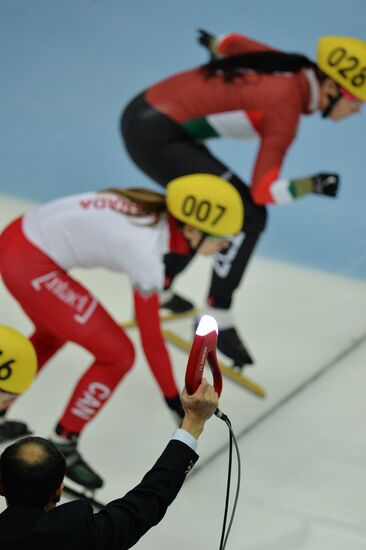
[0,174,243,491]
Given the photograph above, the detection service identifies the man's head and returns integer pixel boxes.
[0,436,65,510]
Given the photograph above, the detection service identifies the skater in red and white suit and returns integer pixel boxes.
[0,175,243,489]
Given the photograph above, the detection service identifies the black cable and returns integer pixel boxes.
[218,419,232,550]
[223,421,241,549]
[216,413,241,550]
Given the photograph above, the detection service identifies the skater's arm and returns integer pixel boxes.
[216,32,273,57]
[250,103,310,205]
[250,129,296,204]
[133,288,179,395]
[251,132,340,204]
[90,381,218,550]
[198,30,272,58]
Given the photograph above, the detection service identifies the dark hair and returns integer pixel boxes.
[201,50,319,81]
[0,436,66,507]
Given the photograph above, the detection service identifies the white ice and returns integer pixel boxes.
[1,195,365,549]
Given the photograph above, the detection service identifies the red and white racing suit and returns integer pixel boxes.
[121,33,320,309]
[0,192,189,433]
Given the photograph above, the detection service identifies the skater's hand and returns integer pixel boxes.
[0,389,16,409]
[197,29,219,60]
[181,378,218,439]
[312,172,340,197]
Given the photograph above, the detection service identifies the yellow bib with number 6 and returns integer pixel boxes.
[0,325,37,394]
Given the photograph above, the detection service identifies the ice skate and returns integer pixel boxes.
[51,435,104,491]
[196,308,254,369]
[217,327,254,369]
[159,289,197,321]
[0,419,32,444]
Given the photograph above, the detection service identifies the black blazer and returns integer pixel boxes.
[0,439,198,550]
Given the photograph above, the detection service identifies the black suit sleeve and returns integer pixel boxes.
[90,439,198,550]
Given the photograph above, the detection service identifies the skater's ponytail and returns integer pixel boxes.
[99,188,167,225]
[202,50,320,81]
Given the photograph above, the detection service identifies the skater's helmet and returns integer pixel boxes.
[0,325,37,395]
[317,36,366,101]
[166,174,244,237]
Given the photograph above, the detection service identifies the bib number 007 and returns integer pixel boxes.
[327,47,366,88]
[182,195,226,226]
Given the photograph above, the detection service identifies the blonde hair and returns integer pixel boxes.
[99,187,167,224]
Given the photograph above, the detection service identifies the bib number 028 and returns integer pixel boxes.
[327,47,366,88]
[182,195,226,227]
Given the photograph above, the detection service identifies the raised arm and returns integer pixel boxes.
[91,380,218,550]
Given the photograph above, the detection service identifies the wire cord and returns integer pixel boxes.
[217,414,242,550]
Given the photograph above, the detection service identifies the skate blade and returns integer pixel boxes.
[121,307,198,329]
[162,329,266,398]
[63,478,105,510]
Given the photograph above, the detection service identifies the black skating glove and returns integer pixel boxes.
[197,29,219,60]
[312,173,340,197]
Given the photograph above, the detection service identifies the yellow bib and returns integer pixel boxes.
[166,174,244,237]
[318,36,366,101]
[0,325,37,394]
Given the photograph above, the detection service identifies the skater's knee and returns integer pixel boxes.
[101,352,135,389]
[245,204,268,234]
[116,338,135,375]
[30,331,64,354]
[97,332,135,375]
[257,204,268,231]
[227,176,267,233]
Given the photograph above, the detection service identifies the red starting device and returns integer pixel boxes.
[186,316,240,550]
[185,315,223,396]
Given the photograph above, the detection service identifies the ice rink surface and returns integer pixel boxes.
[1,196,365,549]
[1,2,366,547]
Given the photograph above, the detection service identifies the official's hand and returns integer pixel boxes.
[181,378,218,438]
[197,29,219,59]
[312,173,340,197]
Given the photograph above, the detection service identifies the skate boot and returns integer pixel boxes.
[0,419,32,444]
[217,327,254,369]
[165,394,185,427]
[160,289,195,314]
[197,307,254,369]
[50,428,103,490]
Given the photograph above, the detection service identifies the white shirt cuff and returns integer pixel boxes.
[171,428,197,452]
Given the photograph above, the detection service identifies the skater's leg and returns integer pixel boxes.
[57,318,134,435]
[47,294,135,490]
[1,226,134,487]
[204,174,267,367]
[0,223,68,440]
[122,95,230,305]
[29,328,65,372]
[121,96,268,365]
